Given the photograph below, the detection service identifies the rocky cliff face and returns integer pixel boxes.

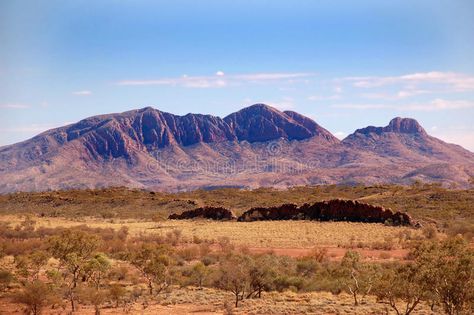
[223,104,338,143]
[6,104,338,163]
[0,104,473,193]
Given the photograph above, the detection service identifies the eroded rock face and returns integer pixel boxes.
[60,104,339,160]
[223,104,337,143]
[237,199,413,226]
[168,206,236,220]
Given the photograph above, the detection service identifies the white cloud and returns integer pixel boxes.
[0,104,30,109]
[116,72,314,88]
[231,73,312,81]
[407,99,474,111]
[332,99,474,111]
[360,89,430,100]
[341,71,474,92]
[72,90,92,96]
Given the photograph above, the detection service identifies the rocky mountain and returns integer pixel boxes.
[343,117,473,163]
[0,104,473,193]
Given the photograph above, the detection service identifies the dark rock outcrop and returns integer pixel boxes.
[169,199,414,225]
[168,206,236,220]
[237,199,413,226]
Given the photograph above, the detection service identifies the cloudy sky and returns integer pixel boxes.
[1,0,474,150]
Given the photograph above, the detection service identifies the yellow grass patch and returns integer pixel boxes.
[0,215,422,248]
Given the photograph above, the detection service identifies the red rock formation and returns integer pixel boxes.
[238,199,413,226]
[168,206,236,220]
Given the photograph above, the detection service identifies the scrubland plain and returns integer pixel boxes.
[0,184,472,314]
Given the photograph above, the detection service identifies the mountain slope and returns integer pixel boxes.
[0,106,473,193]
[342,117,474,184]
[343,117,473,163]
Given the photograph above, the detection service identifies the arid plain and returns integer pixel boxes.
[0,184,472,314]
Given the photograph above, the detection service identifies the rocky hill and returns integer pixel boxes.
[0,104,473,193]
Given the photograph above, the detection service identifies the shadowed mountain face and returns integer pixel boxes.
[0,104,473,193]
[223,104,338,143]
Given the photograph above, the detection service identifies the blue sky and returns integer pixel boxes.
[1,0,474,150]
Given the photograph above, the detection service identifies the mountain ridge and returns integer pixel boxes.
[0,104,473,193]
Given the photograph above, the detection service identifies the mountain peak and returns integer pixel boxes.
[231,103,281,116]
[139,106,156,112]
[4,104,338,164]
[224,104,339,143]
[386,117,426,134]
[351,117,427,136]
[1,105,473,193]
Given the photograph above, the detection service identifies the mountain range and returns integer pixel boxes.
[0,104,473,193]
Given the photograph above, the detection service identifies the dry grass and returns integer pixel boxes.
[1,184,472,232]
[0,215,422,248]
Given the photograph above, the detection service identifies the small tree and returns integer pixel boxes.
[14,250,49,283]
[247,255,276,298]
[108,283,127,308]
[84,253,111,289]
[129,244,173,296]
[375,264,426,315]
[191,262,209,289]
[47,229,101,312]
[0,270,13,292]
[216,255,250,307]
[78,286,107,315]
[411,237,474,314]
[14,280,59,315]
[340,250,378,306]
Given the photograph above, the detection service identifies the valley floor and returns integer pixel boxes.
[0,215,420,261]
